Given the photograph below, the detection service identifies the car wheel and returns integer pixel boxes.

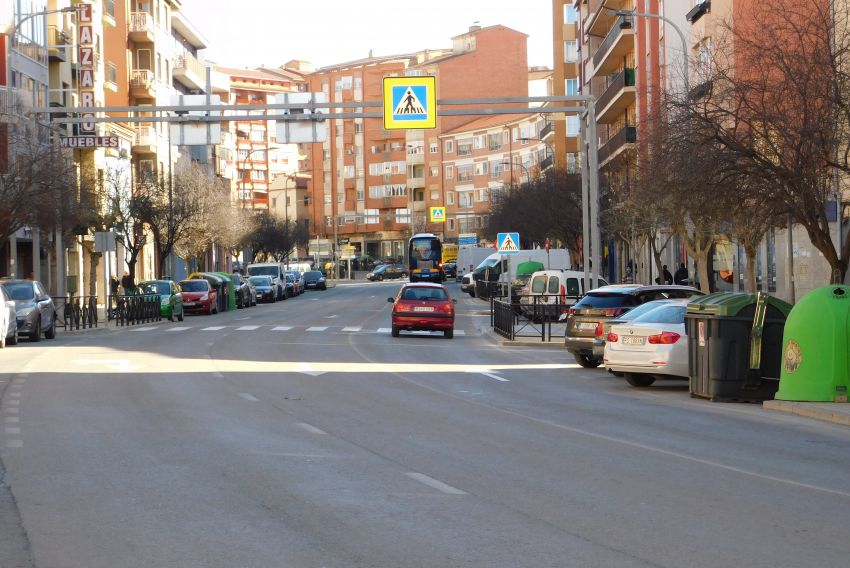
[391,325,400,337]
[31,319,41,342]
[573,353,601,368]
[625,373,656,387]
[377,274,384,281]
[444,328,454,339]
[45,316,56,339]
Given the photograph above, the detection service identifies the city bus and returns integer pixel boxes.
[407,233,444,283]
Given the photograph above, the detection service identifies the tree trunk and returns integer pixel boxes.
[743,242,758,293]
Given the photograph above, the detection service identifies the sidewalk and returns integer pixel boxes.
[763,400,850,427]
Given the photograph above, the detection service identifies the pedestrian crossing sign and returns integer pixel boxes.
[429,206,446,223]
[497,232,520,254]
[383,76,437,130]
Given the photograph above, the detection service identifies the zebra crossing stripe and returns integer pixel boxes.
[342,326,362,332]
[377,328,392,334]
[237,326,260,331]
[306,326,328,332]
[272,326,293,331]
[166,327,192,332]
[202,326,226,331]
[130,327,157,332]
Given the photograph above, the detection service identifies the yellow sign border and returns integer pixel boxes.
[383,76,437,130]
[429,206,446,223]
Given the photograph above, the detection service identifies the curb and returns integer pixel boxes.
[763,400,850,427]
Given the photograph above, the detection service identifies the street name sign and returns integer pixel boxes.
[383,76,437,130]
[458,233,477,246]
[497,232,520,254]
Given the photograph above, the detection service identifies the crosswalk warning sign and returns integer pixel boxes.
[497,232,520,254]
[430,206,446,223]
[383,76,437,130]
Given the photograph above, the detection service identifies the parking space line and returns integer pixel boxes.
[237,326,260,331]
[306,326,328,332]
[405,472,466,495]
[202,326,226,331]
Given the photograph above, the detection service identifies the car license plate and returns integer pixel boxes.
[184,302,196,307]
[577,322,597,330]
[622,336,645,345]
[414,306,435,312]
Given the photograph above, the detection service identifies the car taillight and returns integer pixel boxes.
[568,307,576,316]
[648,331,681,344]
[607,332,619,343]
[604,308,624,317]
[440,302,453,314]
[594,322,604,338]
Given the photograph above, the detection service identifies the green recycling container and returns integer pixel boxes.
[776,285,850,402]
[215,272,238,312]
[686,292,792,402]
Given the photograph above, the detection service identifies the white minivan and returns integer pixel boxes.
[520,270,608,320]
[246,262,286,300]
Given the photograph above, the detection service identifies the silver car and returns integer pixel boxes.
[0,279,57,342]
[0,285,17,347]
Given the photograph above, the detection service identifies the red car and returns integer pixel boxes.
[388,283,456,338]
[179,279,218,315]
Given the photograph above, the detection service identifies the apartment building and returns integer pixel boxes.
[439,114,553,240]
[215,64,306,210]
[552,1,582,172]
[306,24,529,261]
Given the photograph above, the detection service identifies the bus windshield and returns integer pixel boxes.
[408,234,443,282]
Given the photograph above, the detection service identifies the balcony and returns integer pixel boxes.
[406,147,425,165]
[592,15,634,76]
[174,50,205,91]
[598,125,637,167]
[540,154,554,171]
[585,0,630,37]
[130,70,156,99]
[413,201,427,212]
[48,27,68,62]
[596,68,636,124]
[408,176,426,189]
[539,121,553,139]
[129,12,156,42]
[686,1,711,24]
[132,126,161,155]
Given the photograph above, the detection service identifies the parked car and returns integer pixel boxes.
[521,270,609,321]
[461,272,475,296]
[179,279,218,315]
[604,300,691,387]
[367,264,407,281]
[284,273,296,298]
[0,285,17,347]
[564,284,703,368]
[589,299,683,360]
[287,271,305,295]
[303,270,327,290]
[139,279,184,322]
[443,262,457,279]
[241,274,258,306]
[225,273,252,309]
[388,282,457,338]
[0,279,57,341]
[249,276,277,303]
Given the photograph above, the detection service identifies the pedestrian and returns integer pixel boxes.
[674,262,689,285]
[662,264,673,285]
[120,271,135,294]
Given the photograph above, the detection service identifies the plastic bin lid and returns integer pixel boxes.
[687,292,792,317]
[516,261,545,276]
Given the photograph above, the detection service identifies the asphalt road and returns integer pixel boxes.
[1,281,849,568]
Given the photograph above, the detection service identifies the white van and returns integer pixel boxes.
[246,262,285,300]
[520,270,608,320]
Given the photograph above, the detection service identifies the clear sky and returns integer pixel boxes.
[179,0,553,71]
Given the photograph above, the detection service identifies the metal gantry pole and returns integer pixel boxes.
[580,109,591,292]
[587,103,601,287]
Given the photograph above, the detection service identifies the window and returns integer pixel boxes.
[457,139,473,156]
[252,170,266,181]
[429,142,438,153]
[567,115,580,136]
[448,218,455,231]
[565,78,579,96]
[490,160,504,178]
[356,190,365,201]
[445,164,454,180]
[344,165,355,178]
[474,161,489,176]
[107,62,117,84]
[447,191,455,205]
[488,133,502,150]
[459,192,473,208]
[564,5,577,24]
[430,190,440,200]
[564,40,578,63]
[473,135,486,150]
[444,140,454,153]
[457,164,474,182]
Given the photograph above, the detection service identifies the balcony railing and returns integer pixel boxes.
[134,126,158,146]
[540,154,554,171]
[129,12,153,33]
[593,15,632,69]
[686,0,711,24]
[598,125,637,165]
[596,68,635,114]
[130,70,155,91]
[539,121,553,138]
[174,51,204,79]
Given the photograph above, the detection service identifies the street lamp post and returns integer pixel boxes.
[611,9,690,95]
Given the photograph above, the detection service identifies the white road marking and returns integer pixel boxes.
[377,328,392,334]
[325,315,338,319]
[73,359,143,373]
[237,326,260,331]
[238,393,259,402]
[5,417,19,423]
[236,316,250,320]
[8,392,20,398]
[5,427,20,435]
[7,400,19,406]
[272,326,293,331]
[202,326,226,331]
[306,326,328,332]
[342,326,362,332]
[296,363,325,377]
[5,407,18,414]
[166,326,192,332]
[455,329,466,336]
[405,472,466,495]
[5,440,22,448]
[296,422,327,435]
[131,326,157,332]
[467,370,509,382]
